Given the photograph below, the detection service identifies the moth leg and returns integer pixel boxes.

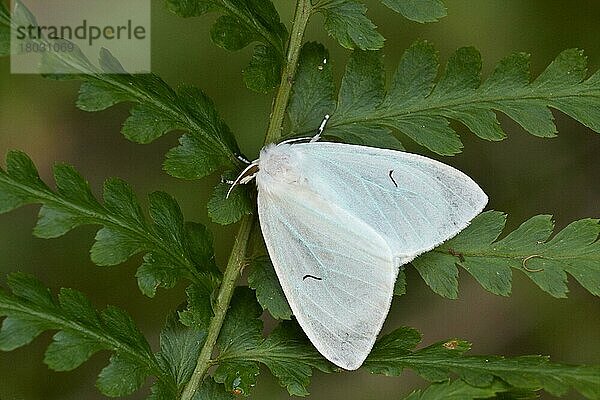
[221,176,235,185]
[236,154,251,164]
[240,171,258,184]
[226,162,259,198]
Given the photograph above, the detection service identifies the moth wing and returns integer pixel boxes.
[257,188,396,370]
[294,142,488,262]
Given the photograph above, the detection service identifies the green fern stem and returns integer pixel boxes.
[180,215,254,400]
[264,0,313,145]
[180,2,313,398]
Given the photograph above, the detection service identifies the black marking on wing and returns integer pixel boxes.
[388,170,398,187]
[303,274,323,281]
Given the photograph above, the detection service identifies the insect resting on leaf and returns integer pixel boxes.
[227,115,487,370]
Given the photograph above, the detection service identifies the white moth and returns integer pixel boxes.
[229,116,487,370]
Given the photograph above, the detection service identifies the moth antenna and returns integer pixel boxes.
[310,114,330,142]
[226,162,258,199]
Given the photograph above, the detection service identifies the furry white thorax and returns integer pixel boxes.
[255,143,308,195]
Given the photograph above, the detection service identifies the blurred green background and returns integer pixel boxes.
[1,0,599,398]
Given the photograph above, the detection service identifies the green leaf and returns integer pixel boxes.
[0,151,47,213]
[54,47,241,179]
[0,2,10,57]
[4,271,56,308]
[44,331,105,371]
[149,192,186,250]
[193,378,235,400]
[207,172,253,225]
[167,0,286,52]
[186,223,218,269]
[394,270,407,296]
[179,275,220,331]
[38,40,98,78]
[214,288,333,396]
[77,81,132,111]
[163,85,240,178]
[97,354,151,397]
[102,178,146,225]
[216,288,263,353]
[56,288,102,327]
[137,253,188,298]
[403,379,536,400]
[413,211,600,298]
[91,227,146,265]
[288,44,404,149]
[148,381,178,400]
[326,124,406,150]
[100,305,153,355]
[156,314,206,393]
[167,0,287,93]
[121,104,181,144]
[314,0,385,50]
[300,42,600,155]
[382,0,447,23]
[164,134,226,180]
[7,4,241,168]
[243,44,282,93]
[34,205,85,238]
[1,0,40,58]
[247,256,292,320]
[0,153,217,297]
[165,0,217,17]
[211,15,256,50]
[412,251,459,299]
[335,50,385,124]
[214,359,259,397]
[0,273,159,397]
[366,327,600,399]
[288,42,336,136]
[329,49,405,149]
[255,321,334,396]
[0,316,52,351]
[214,288,262,395]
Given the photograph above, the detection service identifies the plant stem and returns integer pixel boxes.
[180,1,313,398]
[180,215,254,400]
[264,0,313,145]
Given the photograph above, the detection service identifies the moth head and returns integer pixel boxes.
[226,142,307,199]
[256,143,305,189]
